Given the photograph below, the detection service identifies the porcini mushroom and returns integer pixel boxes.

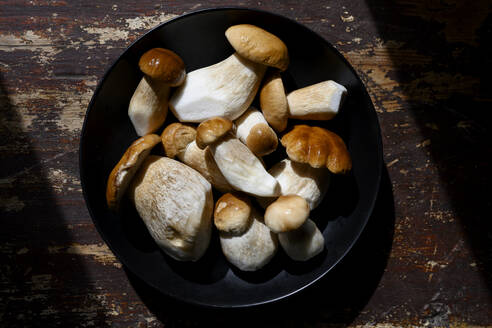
[278,219,325,261]
[196,117,280,197]
[264,195,310,233]
[161,122,196,158]
[106,134,161,211]
[129,156,213,262]
[226,24,289,71]
[287,80,347,120]
[195,117,233,150]
[169,24,289,122]
[220,208,278,271]
[161,123,233,193]
[235,107,278,157]
[257,159,330,210]
[281,125,352,174]
[129,48,186,136]
[214,192,252,234]
[259,70,289,132]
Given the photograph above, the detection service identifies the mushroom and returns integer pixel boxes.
[169,24,289,122]
[196,117,280,197]
[196,117,233,150]
[281,125,352,174]
[129,48,186,136]
[287,80,347,120]
[257,159,330,210]
[106,134,161,211]
[161,122,233,193]
[235,107,278,157]
[264,195,310,233]
[259,70,289,132]
[219,207,278,271]
[214,192,252,234]
[161,122,196,158]
[278,219,325,261]
[129,156,213,262]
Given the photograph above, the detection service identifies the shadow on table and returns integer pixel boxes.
[0,74,109,325]
[365,0,491,293]
[125,166,394,327]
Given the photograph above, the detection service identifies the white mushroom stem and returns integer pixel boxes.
[177,140,234,193]
[287,80,347,120]
[234,107,278,156]
[169,53,267,122]
[235,107,270,141]
[209,135,280,197]
[220,208,278,271]
[128,77,170,136]
[279,219,324,261]
[257,159,330,210]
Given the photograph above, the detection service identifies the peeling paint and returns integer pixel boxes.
[426,260,448,272]
[5,89,93,134]
[124,13,178,30]
[425,209,456,223]
[40,306,58,316]
[352,37,362,44]
[48,243,122,268]
[341,15,355,22]
[46,168,80,193]
[387,158,399,167]
[416,139,431,148]
[55,89,93,133]
[0,30,61,64]
[17,247,29,255]
[80,27,129,44]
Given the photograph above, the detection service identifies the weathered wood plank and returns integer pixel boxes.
[0,0,490,327]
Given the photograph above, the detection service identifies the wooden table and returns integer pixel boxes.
[1,1,490,327]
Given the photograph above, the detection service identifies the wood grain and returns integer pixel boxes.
[1,0,490,327]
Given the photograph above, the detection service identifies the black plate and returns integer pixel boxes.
[79,8,383,308]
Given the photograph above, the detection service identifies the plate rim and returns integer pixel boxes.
[79,6,383,308]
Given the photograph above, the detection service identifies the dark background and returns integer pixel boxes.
[1,1,490,327]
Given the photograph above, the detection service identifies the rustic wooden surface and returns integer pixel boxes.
[1,1,491,327]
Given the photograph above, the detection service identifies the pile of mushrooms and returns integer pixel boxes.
[106,24,352,270]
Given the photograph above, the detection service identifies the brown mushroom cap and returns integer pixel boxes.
[264,195,310,233]
[246,123,278,157]
[214,192,252,234]
[106,134,161,211]
[161,122,196,158]
[280,125,352,174]
[139,48,186,86]
[225,24,289,71]
[259,70,288,132]
[196,117,233,149]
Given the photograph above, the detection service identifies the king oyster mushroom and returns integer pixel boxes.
[169,24,289,122]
